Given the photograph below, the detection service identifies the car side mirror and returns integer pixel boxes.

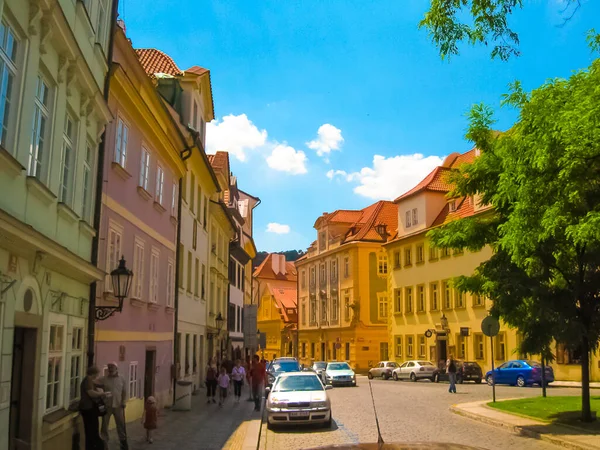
[325,385,333,390]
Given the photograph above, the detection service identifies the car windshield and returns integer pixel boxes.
[327,363,351,370]
[274,375,323,392]
[314,362,327,369]
[527,361,541,367]
[271,361,300,373]
[418,361,434,366]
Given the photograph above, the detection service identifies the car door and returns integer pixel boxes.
[376,362,385,377]
[509,361,523,384]
[494,362,510,384]
[397,362,408,378]
[404,362,415,378]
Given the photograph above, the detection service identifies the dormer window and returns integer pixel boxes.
[319,231,326,251]
[405,208,418,228]
[405,211,411,228]
[449,200,457,212]
[412,208,418,225]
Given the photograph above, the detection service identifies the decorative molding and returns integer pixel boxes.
[0,145,25,177]
[57,55,69,83]
[147,302,160,311]
[153,201,166,214]
[111,162,132,180]
[137,186,152,201]
[66,60,78,97]
[130,297,145,308]
[28,0,44,35]
[80,94,91,117]
[57,202,79,224]
[26,176,56,205]
[39,11,55,55]
[79,220,96,238]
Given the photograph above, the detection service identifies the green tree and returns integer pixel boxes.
[420,0,583,60]
[428,56,600,421]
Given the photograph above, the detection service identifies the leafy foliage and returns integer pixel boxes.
[428,56,600,419]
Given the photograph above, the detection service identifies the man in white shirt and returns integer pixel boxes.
[100,362,129,450]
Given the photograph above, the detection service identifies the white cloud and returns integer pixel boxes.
[266,144,308,175]
[328,154,444,200]
[206,114,267,161]
[307,124,344,158]
[266,223,291,234]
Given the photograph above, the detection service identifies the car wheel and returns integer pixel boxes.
[475,378,482,384]
[323,413,332,428]
[367,372,373,380]
[516,375,526,387]
[410,372,417,382]
[433,373,439,383]
[486,375,494,386]
[267,421,274,431]
[392,372,398,381]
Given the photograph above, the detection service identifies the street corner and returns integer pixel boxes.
[223,409,264,450]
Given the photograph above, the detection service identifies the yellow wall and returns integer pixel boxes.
[257,294,284,359]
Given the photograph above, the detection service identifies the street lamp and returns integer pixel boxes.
[440,313,449,331]
[95,256,133,321]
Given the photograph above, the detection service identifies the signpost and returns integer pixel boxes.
[481,316,500,403]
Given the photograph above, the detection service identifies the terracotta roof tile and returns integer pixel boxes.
[431,196,476,227]
[135,48,183,77]
[394,167,453,202]
[253,254,298,281]
[449,148,477,168]
[186,65,209,76]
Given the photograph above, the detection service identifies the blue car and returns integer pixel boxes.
[485,360,554,387]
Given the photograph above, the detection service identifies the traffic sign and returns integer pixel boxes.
[481,316,500,337]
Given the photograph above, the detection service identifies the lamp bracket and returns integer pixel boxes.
[95,305,122,321]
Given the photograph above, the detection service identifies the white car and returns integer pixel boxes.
[265,372,332,429]
[323,362,357,386]
[392,360,437,382]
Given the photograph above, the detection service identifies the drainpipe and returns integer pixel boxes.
[295,267,299,359]
[87,0,120,369]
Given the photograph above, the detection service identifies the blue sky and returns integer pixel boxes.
[120,0,599,253]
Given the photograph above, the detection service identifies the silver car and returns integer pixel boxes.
[392,360,437,382]
[323,362,357,386]
[265,372,333,429]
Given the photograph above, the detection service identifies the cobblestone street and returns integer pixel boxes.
[259,376,581,449]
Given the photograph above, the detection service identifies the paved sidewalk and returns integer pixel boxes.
[451,400,600,450]
[107,394,262,450]
[553,381,600,389]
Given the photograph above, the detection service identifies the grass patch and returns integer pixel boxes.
[488,396,600,432]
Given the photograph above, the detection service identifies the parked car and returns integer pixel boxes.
[311,361,328,379]
[485,360,554,387]
[266,357,301,390]
[323,362,357,386]
[433,361,483,384]
[265,372,332,429]
[367,361,398,380]
[392,360,436,382]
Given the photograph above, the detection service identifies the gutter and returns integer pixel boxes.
[87,0,120,369]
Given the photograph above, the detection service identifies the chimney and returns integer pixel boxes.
[279,254,287,275]
[271,254,280,275]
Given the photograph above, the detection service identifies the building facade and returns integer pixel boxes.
[0,0,113,448]
[255,254,297,359]
[94,27,187,421]
[296,201,398,373]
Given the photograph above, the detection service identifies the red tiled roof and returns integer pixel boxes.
[431,196,476,227]
[186,65,209,76]
[135,48,183,77]
[266,283,297,323]
[449,148,477,168]
[345,201,398,242]
[253,253,297,281]
[327,210,363,223]
[394,167,453,202]
[209,151,229,173]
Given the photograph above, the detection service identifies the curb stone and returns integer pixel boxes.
[450,402,600,450]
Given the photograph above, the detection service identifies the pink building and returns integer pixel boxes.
[93,27,187,418]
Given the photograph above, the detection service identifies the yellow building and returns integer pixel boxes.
[297,201,398,373]
[255,254,297,359]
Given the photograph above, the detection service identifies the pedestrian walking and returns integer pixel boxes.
[141,396,158,444]
[250,355,265,412]
[206,358,218,404]
[217,367,230,407]
[79,366,106,450]
[231,359,246,403]
[100,362,129,450]
[447,355,457,394]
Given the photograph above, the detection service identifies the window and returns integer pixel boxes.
[345,342,350,360]
[412,208,418,225]
[60,114,76,205]
[203,195,208,229]
[166,259,174,308]
[82,143,94,221]
[496,332,506,361]
[201,264,206,299]
[344,257,349,278]
[330,260,338,280]
[310,296,317,324]
[455,289,466,308]
[457,334,466,359]
[405,287,413,313]
[210,279,215,313]
[192,220,198,250]
[430,282,439,311]
[310,267,316,286]
[319,264,326,284]
[395,336,402,357]
[393,251,400,269]
[301,303,306,325]
[404,248,412,266]
[442,281,451,309]
[191,175,196,210]
[332,295,339,321]
[394,288,402,313]
[187,251,192,292]
[301,270,306,289]
[344,294,350,321]
[449,200,457,212]
[378,254,388,275]
[473,294,484,307]
[114,117,128,167]
[416,245,424,263]
[302,342,306,358]
[319,231,326,251]
[139,148,150,190]
[418,335,426,358]
[0,21,18,149]
[406,335,414,358]
[192,335,198,373]
[106,224,122,290]
[47,325,64,410]
[171,182,177,216]
[417,285,425,312]
[155,166,164,204]
[441,247,451,258]
[474,334,484,360]
[97,0,109,45]
[132,240,144,299]
[149,249,159,304]
[429,245,438,261]
[29,76,51,179]
[380,342,389,361]
[377,294,388,320]
[311,342,315,358]
[197,186,202,221]
[185,334,191,374]
[69,327,83,401]
[405,211,412,228]
[194,258,200,296]
[321,296,327,322]
[128,362,139,399]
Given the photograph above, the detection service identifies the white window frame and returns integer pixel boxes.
[166,258,175,308]
[377,254,388,275]
[105,221,123,292]
[59,113,77,205]
[171,181,177,216]
[128,362,139,399]
[331,294,339,321]
[407,336,414,358]
[69,325,84,402]
[96,0,109,48]
[395,336,402,358]
[155,166,164,204]
[139,147,150,190]
[377,293,388,320]
[114,117,128,167]
[405,210,412,228]
[46,319,66,412]
[29,75,52,179]
[418,335,426,358]
[82,141,95,222]
[0,20,19,150]
[132,237,145,299]
[149,248,159,304]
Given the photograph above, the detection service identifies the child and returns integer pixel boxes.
[217,367,230,407]
[141,396,158,443]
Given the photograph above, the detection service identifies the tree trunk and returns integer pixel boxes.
[541,354,547,398]
[581,336,592,422]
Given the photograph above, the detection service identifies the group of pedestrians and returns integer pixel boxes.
[205,354,266,411]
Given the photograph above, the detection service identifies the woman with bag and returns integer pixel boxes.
[205,358,218,404]
[79,366,106,450]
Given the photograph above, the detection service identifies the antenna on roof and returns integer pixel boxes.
[367,376,384,444]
